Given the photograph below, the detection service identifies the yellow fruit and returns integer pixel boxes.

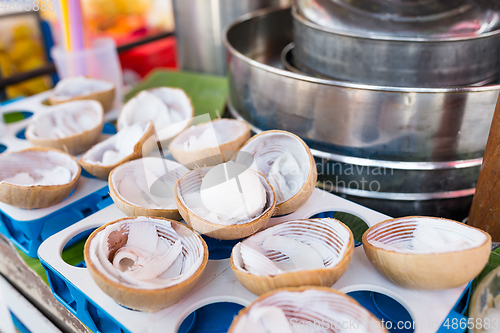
[9,40,36,63]
[18,57,44,72]
[7,85,26,99]
[0,54,14,77]
[12,25,32,41]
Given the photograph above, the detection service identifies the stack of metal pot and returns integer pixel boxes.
[224,0,500,220]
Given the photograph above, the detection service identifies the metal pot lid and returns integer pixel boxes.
[296,0,500,38]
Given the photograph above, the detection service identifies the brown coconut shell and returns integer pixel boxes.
[234,130,317,216]
[49,79,115,113]
[80,122,155,180]
[169,119,250,169]
[25,101,104,155]
[109,169,182,220]
[228,286,388,333]
[0,147,81,209]
[230,219,354,295]
[175,167,277,240]
[117,87,195,144]
[84,217,209,312]
[362,216,492,290]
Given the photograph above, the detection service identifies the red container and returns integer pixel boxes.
[119,36,177,78]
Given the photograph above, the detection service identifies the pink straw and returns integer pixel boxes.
[68,0,85,51]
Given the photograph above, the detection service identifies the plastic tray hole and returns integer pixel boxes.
[15,127,26,140]
[19,232,30,247]
[347,291,414,333]
[0,144,6,153]
[310,211,368,247]
[44,268,77,313]
[64,188,76,201]
[118,304,141,311]
[179,311,196,333]
[179,302,244,333]
[102,122,117,135]
[202,235,243,260]
[0,216,29,250]
[39,194,80,242]
[75,261,87,268]
[454,283,471,315]
[81,168,96,178]
[81,206,94,218]
[96,192,113,210]
[86,300,125,333]
[3,111,33,124]
[9,310,31,333]
[62,228,96,267]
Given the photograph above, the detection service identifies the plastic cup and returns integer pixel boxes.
[51,38,123,105]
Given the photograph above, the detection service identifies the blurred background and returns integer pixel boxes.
[0,0,175,100]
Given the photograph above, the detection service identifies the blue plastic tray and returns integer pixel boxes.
[0,120,115,258]
[40,258,129,333]
[0,104,117,257]
[0,185,113,258]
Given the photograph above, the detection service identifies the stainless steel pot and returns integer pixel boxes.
[293,6,500,87]
[224,7,500,220]
[295,0,500,38]
[172,0,289,76]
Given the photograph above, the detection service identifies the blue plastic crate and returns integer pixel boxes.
[38,189,474,333]
[40,259,130,333]
[0,186,113,257]
[0,104,118,258]
[40,259,245,333]
[40,234,473,333]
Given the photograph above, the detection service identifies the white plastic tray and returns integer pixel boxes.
[38,188,468,333]
[0,91,121,221]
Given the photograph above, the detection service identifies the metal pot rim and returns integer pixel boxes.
[228,100,483,171]
[229,103,479,201]
[292,6,500,43]
[223,6,500,94]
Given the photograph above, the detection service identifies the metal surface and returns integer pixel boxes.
[281,42,497,86]
[172,0,289,76]
[224,7,500,220]
[228,100,483,171]
[295,0,500,37]
[225,7,500,162]
[292,7,500,87]
[229,104,480,220]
